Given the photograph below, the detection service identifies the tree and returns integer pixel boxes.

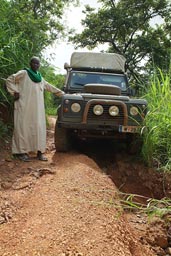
[69,0,171,80]
[0,0,78,78]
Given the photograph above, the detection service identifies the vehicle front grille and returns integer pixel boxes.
[87,104,125,125]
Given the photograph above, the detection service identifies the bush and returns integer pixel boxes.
[142,69,171,171]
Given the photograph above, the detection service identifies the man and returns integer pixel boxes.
[6,56,64,161]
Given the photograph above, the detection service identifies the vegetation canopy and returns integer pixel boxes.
[69,0,171,80]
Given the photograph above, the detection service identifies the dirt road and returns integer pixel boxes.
[0,119,170,256]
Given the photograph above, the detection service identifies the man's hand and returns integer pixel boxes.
[14,92,20,101]
[56,91,65,97]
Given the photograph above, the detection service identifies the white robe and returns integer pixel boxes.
[6,70,63,154]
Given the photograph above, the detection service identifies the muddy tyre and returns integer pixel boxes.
[126,134,143,155]
[55,122,71,152]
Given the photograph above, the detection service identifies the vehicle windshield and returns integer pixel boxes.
[69,71,127,91]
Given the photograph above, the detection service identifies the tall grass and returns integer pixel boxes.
[0,85,13,140]
[120,192,171,219]
[142,69,171,171]
[44,92,59,116]
[0,119,11,141]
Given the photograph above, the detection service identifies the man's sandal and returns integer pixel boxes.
[37,152,48,161]
[17,154,31,162]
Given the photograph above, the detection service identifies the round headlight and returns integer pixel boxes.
[93,105,104,116]
[130,106,139,116]
[109,106,119,116]
[71,103,81,113]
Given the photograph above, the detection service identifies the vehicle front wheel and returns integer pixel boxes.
[55,123,71,152]
[126,134,143,155]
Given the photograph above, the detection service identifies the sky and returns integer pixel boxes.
[43,0,102,74]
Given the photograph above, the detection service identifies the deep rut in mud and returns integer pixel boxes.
[76,139,167,200]
[75,139,171,256]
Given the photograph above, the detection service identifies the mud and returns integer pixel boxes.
[0,121,171,255]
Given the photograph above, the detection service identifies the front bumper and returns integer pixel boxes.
[58,98,145,138]
[57,121,140,139]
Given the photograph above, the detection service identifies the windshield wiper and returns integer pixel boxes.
[73,82,84,86]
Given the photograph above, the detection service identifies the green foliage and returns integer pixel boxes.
[0,119,12,141]
[41,65,65,115]
[40,64,65,90]
[120,192,171,219]
[142,69,171,171]
[0,0,78,79]
[0,83,13,126]
[69,0,171,80]
[0,85,11,104]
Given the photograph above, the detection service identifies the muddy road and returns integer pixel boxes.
[0,119,171,256]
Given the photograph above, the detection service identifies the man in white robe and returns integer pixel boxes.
[6,57,64,161]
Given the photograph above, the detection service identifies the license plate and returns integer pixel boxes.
[119,125,139,133]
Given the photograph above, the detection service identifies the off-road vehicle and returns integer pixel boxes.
[55,52,147,152]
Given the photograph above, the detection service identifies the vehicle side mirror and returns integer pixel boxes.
[64,62,70,70]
